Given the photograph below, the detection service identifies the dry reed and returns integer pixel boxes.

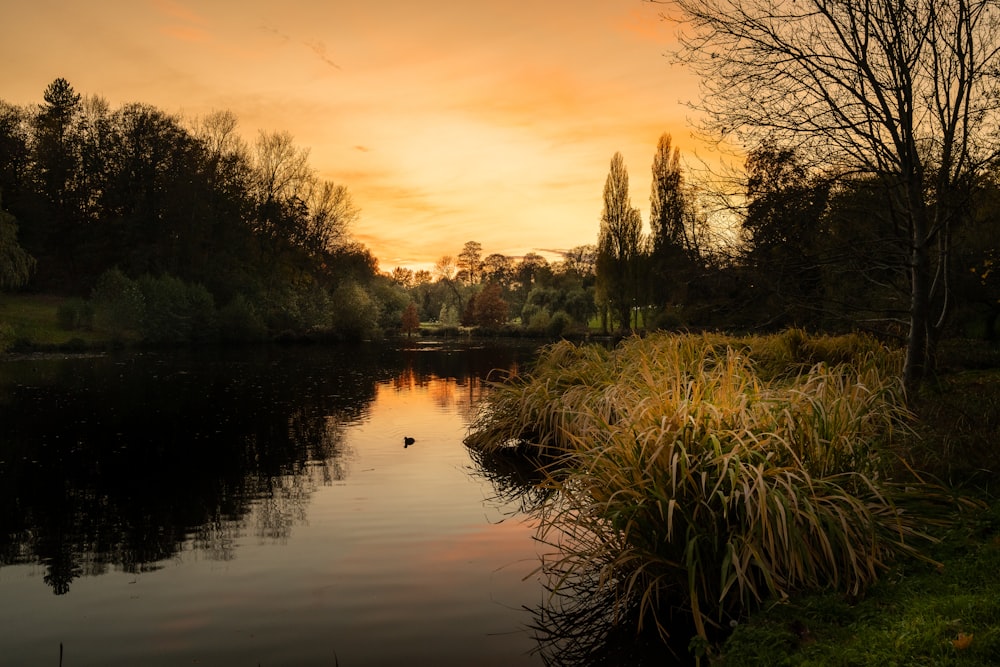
[466,331,952,643]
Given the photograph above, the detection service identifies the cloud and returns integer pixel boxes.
[304,40,342,71]
[152,0,209,43]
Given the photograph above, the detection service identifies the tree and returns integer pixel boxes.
[400,301,420,337]
[473,283,509,328]
[742,143,830,327]
[0,197,35,289]
[648,133,695,310]
[667,0,1000,395]
[457,240,483,284]
[482,253,513,288]
[596,152,644,332]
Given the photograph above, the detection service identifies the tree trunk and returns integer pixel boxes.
[903,187,932,399]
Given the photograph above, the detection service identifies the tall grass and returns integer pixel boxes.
[466,331,953,644]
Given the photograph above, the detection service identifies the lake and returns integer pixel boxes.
[0,341,557,666]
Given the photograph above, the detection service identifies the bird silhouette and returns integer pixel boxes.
[403,436,415,448]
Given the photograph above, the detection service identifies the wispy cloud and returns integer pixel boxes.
[304,40,342,71]
[152,0,209,42]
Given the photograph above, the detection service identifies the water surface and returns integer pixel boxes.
[0,342,548,666]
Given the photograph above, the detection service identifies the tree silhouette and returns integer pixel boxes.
[596,152,644,332]
[666,0,1000,394]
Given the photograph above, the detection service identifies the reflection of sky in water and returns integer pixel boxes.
[0,348,545,666]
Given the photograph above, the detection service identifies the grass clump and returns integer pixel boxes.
[466,331,954,647]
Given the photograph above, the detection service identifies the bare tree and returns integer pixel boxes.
[664,0,1000,394]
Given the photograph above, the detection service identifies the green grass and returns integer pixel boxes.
[719,361,1000,665]
[0,293,122,349]
[720,503,1000,666]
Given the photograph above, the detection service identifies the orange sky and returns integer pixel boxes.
[0,0,707,272]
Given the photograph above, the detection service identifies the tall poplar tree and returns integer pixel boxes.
[648,133,691,308]
[596,152,644,332]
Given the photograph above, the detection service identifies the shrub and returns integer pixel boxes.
[218,294,266,342]
[547,310,573,337]
[138,274,218,343]
[90,268,144,338]
[527,309,551,333]
[331,280,379,341]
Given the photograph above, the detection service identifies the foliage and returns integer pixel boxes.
[217,293,266,342]
[89,268,144,338]
[331,280,379,341]
[0,321,13,352]
[596,152,644,332]
[1,79,374,339]
[0,198,35,290]
[138,273,217,343]
[400,301,420,336]
[467,331,955,645]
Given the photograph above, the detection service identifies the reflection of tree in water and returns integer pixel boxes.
[0,343,538,595]
[0,348,374,594]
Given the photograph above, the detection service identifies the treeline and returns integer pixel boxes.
[2,79,998,345]
[591,134,1000,342]
[388,242,599,338]
[0,78,400,342]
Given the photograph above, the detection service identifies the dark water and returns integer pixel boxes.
[0,341,553,666]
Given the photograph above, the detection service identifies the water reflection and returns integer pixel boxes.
[0,342,532,597]
[469,429,697,666]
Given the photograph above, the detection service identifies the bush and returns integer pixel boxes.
[138,274,218,344]
[526,309,550,333]
[332,281,379,341]
[90,268,144,338]
[546,310,573,337]
[218,294,266,342]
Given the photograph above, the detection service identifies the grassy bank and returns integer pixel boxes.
[720,363,1000,666]
[466,330,999,662]
[0,293,124,351]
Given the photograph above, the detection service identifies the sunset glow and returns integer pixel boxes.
[1,0,704,271]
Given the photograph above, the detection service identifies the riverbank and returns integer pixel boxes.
[718,353,1000,665]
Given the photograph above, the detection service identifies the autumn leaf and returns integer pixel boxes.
[953,632,974,650]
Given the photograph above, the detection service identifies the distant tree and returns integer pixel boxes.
[596,152,644,332]
[473,283,509,328]
[0,102,30,207]
[559,245,598,281]
[457,240,483,284]
[31,78,83,281]
[648,134,694,308]
[298,179,357,257]
[434,255,464,311]
[482,252,513,288]
[401,301,420,337]
[390,266,415,287]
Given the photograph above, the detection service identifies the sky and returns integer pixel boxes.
[0,0,708,272]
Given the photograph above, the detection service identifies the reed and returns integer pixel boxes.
[467,331,950,644]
